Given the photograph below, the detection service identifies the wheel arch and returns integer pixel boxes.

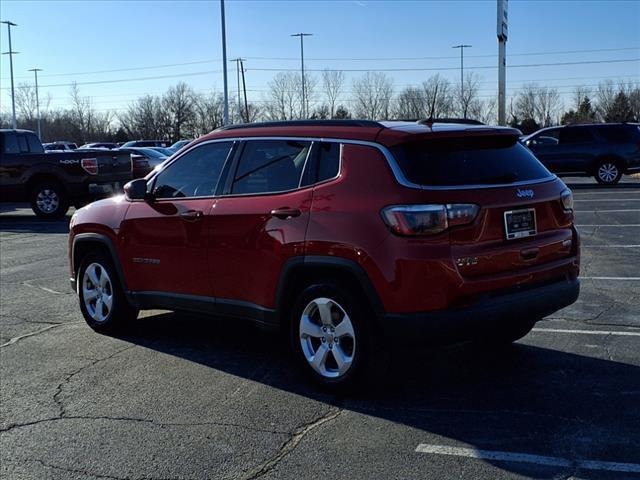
[275,256,384,331]
[591,154,625,174]
[26,172,68,195]
[72,233,130,297]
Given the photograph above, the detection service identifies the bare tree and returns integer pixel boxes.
[455,72,480,119]
[352,72,394,120]
[266,72,301,120]
[321,69,345,118]
[422,74,454,118]
[394,87,425,119]
[595,80,617,121]
[535,86,562,127]
[187,91,226,137]
[162,82,195,142]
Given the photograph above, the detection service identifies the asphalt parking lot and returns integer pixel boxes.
[1,177,639,480]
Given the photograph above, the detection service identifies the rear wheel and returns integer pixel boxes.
[78,252,138,333]
[290,282,380,390]
[595,159,622,185]
[29,181,69,219]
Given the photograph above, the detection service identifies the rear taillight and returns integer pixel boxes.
[381,204,479,236]
[560,189,574,211]
[81,158,98,175]
[132,156,149,170]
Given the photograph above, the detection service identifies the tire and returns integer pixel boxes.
[594,159,623,185]
[289,282,382,391]
[77,251,138,334]
[29,181,70,219]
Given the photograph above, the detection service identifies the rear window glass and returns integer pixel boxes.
[393,136,552,186]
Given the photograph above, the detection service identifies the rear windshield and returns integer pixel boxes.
[393,135,552,186]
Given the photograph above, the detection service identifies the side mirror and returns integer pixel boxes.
[124,178,148,201]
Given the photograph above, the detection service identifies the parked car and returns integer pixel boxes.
[168,139,192,152]
[149,147,174,156]
[79,142,118,150]
[522,123,640,185]
[0,129,132,218]
[68,119,580,389]
[117,147,168,178]
[121,140,171,148]
[44,141,78,152]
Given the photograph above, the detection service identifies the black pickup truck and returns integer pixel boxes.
[0,129,132,218]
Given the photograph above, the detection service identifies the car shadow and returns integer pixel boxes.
[0,214,71,234]
[116,311,640,478]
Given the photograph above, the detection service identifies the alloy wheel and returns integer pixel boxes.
[598,163,619,183]
[299,297,356,379]
[82,263,114,323]
[36,189,60,214]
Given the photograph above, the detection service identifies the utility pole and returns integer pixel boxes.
[28,68,43,139]
[2,21,19,129]
[220,0,229,126]
[240,59,249,123]
[230,58,245,123]
[452,44,472,118]
[291,33,312,118]
[497,0,509,125]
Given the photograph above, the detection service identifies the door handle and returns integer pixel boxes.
[270,207,302,219]
[180,210,204,221]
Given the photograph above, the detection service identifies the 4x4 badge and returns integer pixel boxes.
[516,188,534,199]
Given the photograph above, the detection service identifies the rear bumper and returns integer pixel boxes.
[382,278,580,346]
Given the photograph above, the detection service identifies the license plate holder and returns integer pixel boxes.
[504,208,537,240]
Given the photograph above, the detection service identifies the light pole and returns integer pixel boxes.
[291,33,312,118]
[497,0,509,125]
[28,68,43,138]
[220,0,229,126]
[231,58,245,123]
[2,21,19,129]
[452,44,472,118]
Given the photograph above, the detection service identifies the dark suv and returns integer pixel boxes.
[523,123,640,185]
[68,120,580,388]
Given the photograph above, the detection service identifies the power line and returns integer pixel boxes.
[248,58,640,72]
[2,46,638,81]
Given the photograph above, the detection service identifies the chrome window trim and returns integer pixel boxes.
[149,135,557,194]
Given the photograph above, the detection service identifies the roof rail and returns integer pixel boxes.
[418,118,485,126]
[215,119,386,131]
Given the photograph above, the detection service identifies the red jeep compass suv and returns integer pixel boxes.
[68,120,580,388]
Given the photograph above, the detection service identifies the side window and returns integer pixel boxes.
[597,127,634,144]
[559,128,595,145]
[2,134,19,154]
[27,134,42,153]
[151,142,233,199]
[317,142,340,182]
[231,140,311,195]
[17,135,30,153]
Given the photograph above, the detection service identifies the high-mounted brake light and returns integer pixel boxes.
[560,189,574,212]
[81,158,98,175]
[381,204,479,236]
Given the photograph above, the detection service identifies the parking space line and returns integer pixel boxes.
[580,276,640,280]
[574,199,640,202]
[573,209,640,212]
[532,328,640,336]
[580,245,640,248]
[576,224,640,227]
[414,444,640,473]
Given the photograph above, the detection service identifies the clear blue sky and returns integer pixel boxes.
[1,0,639,114]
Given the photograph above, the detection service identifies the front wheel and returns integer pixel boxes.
[595,159,622,185]
[290,283,381,390]
[78,252,138,333]
[29,181,70,219]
